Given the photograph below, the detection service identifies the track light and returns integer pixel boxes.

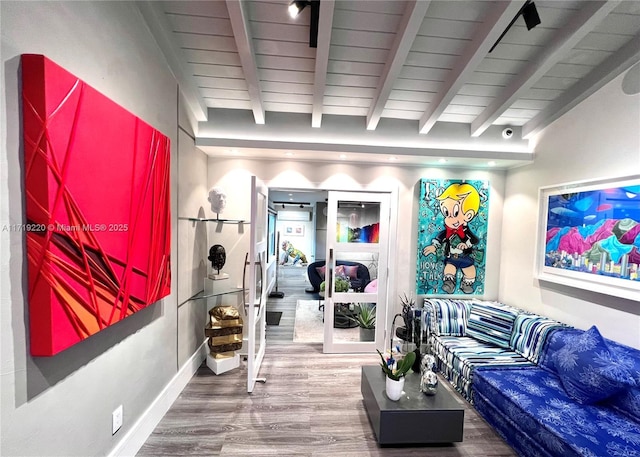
[522,1,541,30]
[489,0,541,53]
[282,204,285,209]
[287,0,319,48]
[299,204,304,209]
[288,0,309,18]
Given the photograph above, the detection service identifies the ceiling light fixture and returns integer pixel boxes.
[488,161,497,167]
[287,0,319,48]
[288,0,307,18]
[439,158,447,164]
[489,0,541,53]
[388,156,397,161]
[339,154,347,160]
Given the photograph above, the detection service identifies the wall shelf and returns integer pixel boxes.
[178,217,249,224]
[186,287,246,303]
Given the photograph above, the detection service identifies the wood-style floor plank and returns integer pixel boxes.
[137,267,516,457]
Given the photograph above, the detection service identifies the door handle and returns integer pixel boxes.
[328,248,334,299]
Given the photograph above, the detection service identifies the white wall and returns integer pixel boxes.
[205,159,507,326]
[500,69,640,348]
[276,211,314,264]
[1,2,179,455]
[177,99,209,367]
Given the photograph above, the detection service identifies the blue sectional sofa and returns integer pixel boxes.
[424,298,640,457]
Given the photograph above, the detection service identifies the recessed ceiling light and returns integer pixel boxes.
[339,154,347,160]
[288,193,293,196]
[388,156,397,161]
[488,161,496,167]
[439,158,447,164]
[285,151,294,157]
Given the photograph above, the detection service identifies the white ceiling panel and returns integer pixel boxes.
[256,55,315,71]
[184,49,241,66]
[262,81,313,94]
[175,33,238,52]
[166,14,234,36]
[140,0,640,167]
[194,76,248,90]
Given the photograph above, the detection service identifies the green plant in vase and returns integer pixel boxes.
[320,277,350,293]
[377,349,416,381]
[348,303,376,329]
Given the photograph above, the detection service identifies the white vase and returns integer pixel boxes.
[385,376,405,401]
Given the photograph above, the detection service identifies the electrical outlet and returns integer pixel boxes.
[112,405,123,435]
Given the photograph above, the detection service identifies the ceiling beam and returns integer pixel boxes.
[366,0,430,131]
[418,1,525,135]
[226,0,265,125]
[137,1,208,122]
[470,1,617,137]
[311,0,335,128]
[523,33,640,139]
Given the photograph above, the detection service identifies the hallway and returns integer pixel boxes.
[265,264,314,344]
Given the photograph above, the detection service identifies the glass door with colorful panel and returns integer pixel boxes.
[245,176,268,392]
[323,191,390,354]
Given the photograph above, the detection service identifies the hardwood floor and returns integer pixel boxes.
[137,266,516,456]
[265,264,317,344]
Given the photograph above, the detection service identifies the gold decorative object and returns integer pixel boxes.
[206,306,243,354]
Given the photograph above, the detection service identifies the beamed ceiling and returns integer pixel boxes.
[139,0,640,168]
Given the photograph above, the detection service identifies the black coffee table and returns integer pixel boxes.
[361,365,464,445]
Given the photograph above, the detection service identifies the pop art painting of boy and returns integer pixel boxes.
[417,179,490,296]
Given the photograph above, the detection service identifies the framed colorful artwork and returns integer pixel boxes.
[416,179,490,296]
[535,175,640,300]
[21,54,171,356]
[284,224,304,236]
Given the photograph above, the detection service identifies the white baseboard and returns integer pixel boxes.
[108,340,208,457]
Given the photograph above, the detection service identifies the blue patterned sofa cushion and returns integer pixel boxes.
[541,328,640,421]
[552,326,636,404]
[510,313,566,364]
[473,366,640,457]
[424,298,468,336]
[465,301,521,349]
[432,335,533,402]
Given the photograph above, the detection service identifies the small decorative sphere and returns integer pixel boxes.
[420,370,438,396]
[421,354,437,373]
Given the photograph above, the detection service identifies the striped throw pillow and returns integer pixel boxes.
[466,301,521,349]
[510,314,567,364]
[424,299,469,336]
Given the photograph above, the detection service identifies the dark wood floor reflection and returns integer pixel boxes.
[137,266,516,456]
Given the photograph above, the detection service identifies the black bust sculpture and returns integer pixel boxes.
[208,244,226,274]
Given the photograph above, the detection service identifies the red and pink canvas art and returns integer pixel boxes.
[21,54,171,356]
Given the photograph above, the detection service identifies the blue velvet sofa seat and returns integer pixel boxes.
[424,298,640,457]
[474,329,640,457]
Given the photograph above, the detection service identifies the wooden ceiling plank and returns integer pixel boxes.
[418,1,525,135]
[312,0,336,128]
[226,0,265,124]
[470,1,618,137]
[366,0,431,130]
[137,1,208,121]
[523,33,640,139]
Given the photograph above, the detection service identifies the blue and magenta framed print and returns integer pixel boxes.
[535,175,640,300]
[417,179,490,296]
